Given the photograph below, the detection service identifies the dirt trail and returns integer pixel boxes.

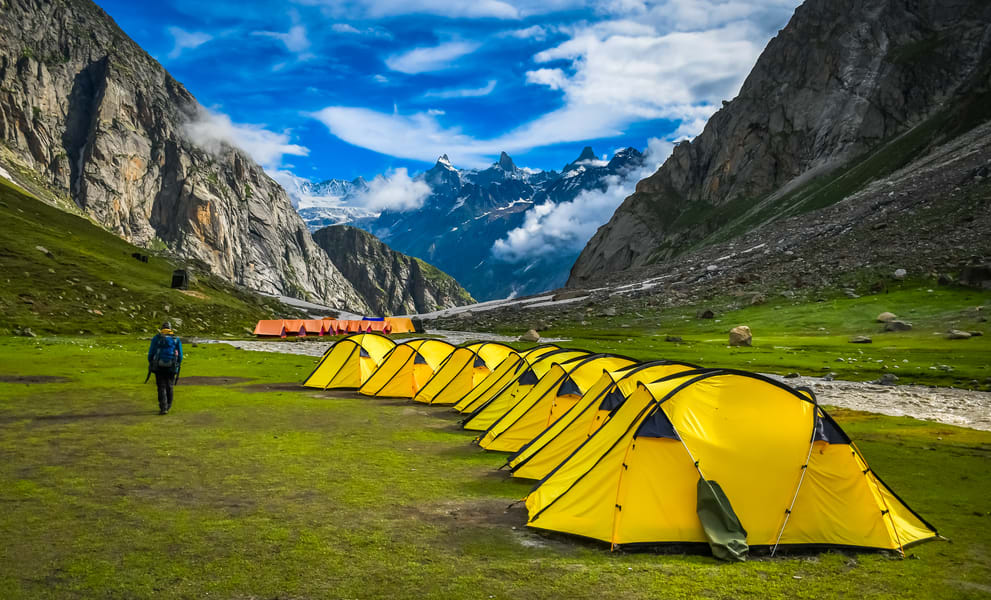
[196,336,991,432]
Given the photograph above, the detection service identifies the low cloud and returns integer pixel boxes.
[182,105,308,170]
[167,26,212,59]
[491,137,672,263]
[353,168,432,212]
[385,41,480,74]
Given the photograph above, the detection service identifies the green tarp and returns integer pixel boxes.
[696,477,749,561]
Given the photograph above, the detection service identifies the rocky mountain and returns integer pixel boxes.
[0,0,372,310]
[312,225,474,315]
[300,147,645,300]
[286,176,379,230]
[570,0,991,286]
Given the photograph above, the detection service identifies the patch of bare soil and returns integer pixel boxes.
[177,289,209,300]
[238,382,308,393]
[414,498,527,529]
[179,376,255,386]
[0,375,71,384]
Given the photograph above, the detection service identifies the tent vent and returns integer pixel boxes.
[473,356,487,368]
[518,369,538,385]
[557,377,581,397]
[413,353,428,365]
[599,387,626,411]
[634,408,681,440]
[359,348,370,358]
[813,412,851,444]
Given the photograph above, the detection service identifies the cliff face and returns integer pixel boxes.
[569,0,991,285]
[312,225,474,316]
[0,0,370,311]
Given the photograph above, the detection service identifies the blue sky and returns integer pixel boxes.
[94,0,800,186]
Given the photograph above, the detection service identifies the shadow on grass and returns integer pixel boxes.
[0,410,156,424]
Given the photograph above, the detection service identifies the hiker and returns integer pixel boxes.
[147,321,183,415]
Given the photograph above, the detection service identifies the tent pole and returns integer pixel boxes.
[770,425,817,556]
[852,441,907,557]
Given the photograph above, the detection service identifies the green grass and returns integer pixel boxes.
[0,336,989,599]
[488,283,991,389]
[0,177,297,336]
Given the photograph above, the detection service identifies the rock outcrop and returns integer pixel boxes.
[570,0,991,285]
[0,0,369,310]
[311,225,474,315]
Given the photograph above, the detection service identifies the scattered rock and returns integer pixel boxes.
[959,264,991,289]
[876,312,897,323]
[728,325,752,347]
[784,372,800,378]
[599,307,618,317]
[665,335,682,342]
[696,308,715,319]
[947,330,972,339]
[20,327,37,338]
[749,293,766,306]
[874,373,899,386]
[780,290,795,298]
[822,373,836,381]
[35,245,52,257]
[884,320,913,332]
[970,330,983,337]
[849,335,873,344]
[84,285,94,293]
[519,329,540,342]
[893,268,907,280]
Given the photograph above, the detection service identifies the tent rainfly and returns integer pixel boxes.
[478,354,639,453]
[253,320,288,338]
[508,360,700,481]
[358,339,456,398]
[413,342,517,405]
[524,370,938,560]
[301,333,397,389]
[302,320,327,336]
[461,348,591,432]
[283,319,306,337]
[453,345,560,414]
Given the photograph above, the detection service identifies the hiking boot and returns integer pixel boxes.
[159,409,167,415]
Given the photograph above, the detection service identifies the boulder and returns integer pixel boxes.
[874,373,899,386]
[893,268,907,280]
[884,320,912,332]
[849,335,873,344]
[959,264,991,289]
[599,307,618,317]
[947,330,972,339]
[696,308,715,319]
[749,293,766,306]
[665,335,683,342]
[519,329,540,342]
[876,312,897,323]
[728,325,752,347]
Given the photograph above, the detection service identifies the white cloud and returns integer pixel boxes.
[424,80,497,99]
[182,105,309,170]
[331,23,361,33]
[297,0,524,19]
[525,68,567,90]
[504,25,549,40]
[167,26,212,59]
[491,139,671,262]
[353,168,432,212]
[253,12,313,60]
[385,41,480,74]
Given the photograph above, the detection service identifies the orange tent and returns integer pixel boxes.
[253,320,287,338]
[345,320,363,333]
[362,320,389,333]
[284,319,306,336]
[302,320,326,336]
[385,317,416,333]
[321,319,341,335]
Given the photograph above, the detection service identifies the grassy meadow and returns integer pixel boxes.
[0,336,989,599]
[490,284,991,389]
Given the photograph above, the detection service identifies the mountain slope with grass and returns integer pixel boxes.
[570,0,991,286]
[0,0,372,310]
[0,177,301,336]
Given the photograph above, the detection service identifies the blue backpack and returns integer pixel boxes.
[154,335,181,370]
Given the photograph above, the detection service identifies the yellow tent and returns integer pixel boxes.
[462,348,591,432]
[453,345,559,414]
[358,338,455,398]
[508,360,701,480]
[301,333,397,389]
[525,370,938,557]
[478,354,639,452]
[413,342,516,405]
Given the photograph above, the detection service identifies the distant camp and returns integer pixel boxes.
[254,317,416,337]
